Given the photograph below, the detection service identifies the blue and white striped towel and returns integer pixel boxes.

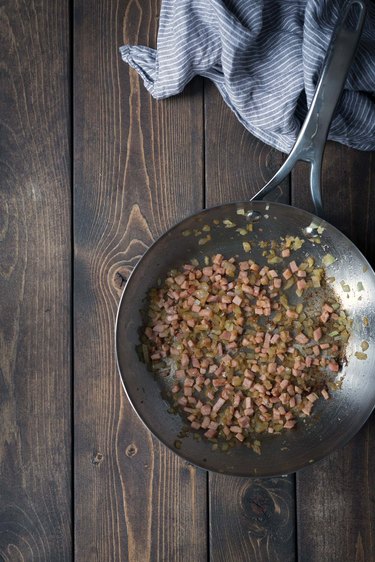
[120,0,375,153]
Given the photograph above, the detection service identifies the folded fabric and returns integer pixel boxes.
[120,0,375,153]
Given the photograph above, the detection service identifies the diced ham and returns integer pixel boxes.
[229,425,242,433]
[245,397,252,409]
[212,378,227,388]
[302,402,313,415]
[201,416,210,429]
[244,408,254,416]
[287,385,295,396]
[264,332,271,348]
[295,333,309,345]
[181,353,189,367]
[212,397,226,413]
[242,377,253,389]
[253,383,266,394]
[267,362,277,374]
[174,275,186,286]
[220,331,231,341]
[320,311,330,323]
[201,404,212,416]
[313,327,322,341]
[305,356,313,367]
[289,261,298,273]
[238,416,250,428]
[313,345,320,356]
[204,429,217,439]
[191,357,200,368]
[199,308,213,318]
[328,361,339,372]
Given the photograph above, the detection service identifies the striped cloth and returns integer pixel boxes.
[120,0,375,153]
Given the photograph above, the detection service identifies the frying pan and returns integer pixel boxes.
[116,0,375,477]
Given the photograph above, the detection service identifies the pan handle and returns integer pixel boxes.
[251,0,367,217]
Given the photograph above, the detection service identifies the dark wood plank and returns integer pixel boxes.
[204,81,296,562]
[0,1,72,560]
[204,81,289,206]
[293,144,375,562]
[209,476,296,562]
[292,145,375,258]
[73,1,207,560]
[297,423,375,562]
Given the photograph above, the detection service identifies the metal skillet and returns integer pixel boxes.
[116,0,375,477]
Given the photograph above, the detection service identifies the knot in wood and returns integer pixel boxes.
[241,480,293,541]
[113,268,128,290]
[243,487,272,521]
[125,443,138,458]
[92,452,104,465]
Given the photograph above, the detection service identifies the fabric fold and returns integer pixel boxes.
[120,0,375,153]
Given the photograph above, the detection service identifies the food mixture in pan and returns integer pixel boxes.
[140,228,352,453]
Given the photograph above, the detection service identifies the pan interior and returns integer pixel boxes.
[116,201,375,477]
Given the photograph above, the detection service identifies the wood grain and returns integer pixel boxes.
[297,422,375,562]
[209,476,296,562]
[293,145,375,562]
[0,1,71,560]
[292,144,375,258]
[204,81,289,206]
[73,0,207,560]
[204,81,296,562]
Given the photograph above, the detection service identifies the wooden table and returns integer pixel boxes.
[1,1,374,560]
